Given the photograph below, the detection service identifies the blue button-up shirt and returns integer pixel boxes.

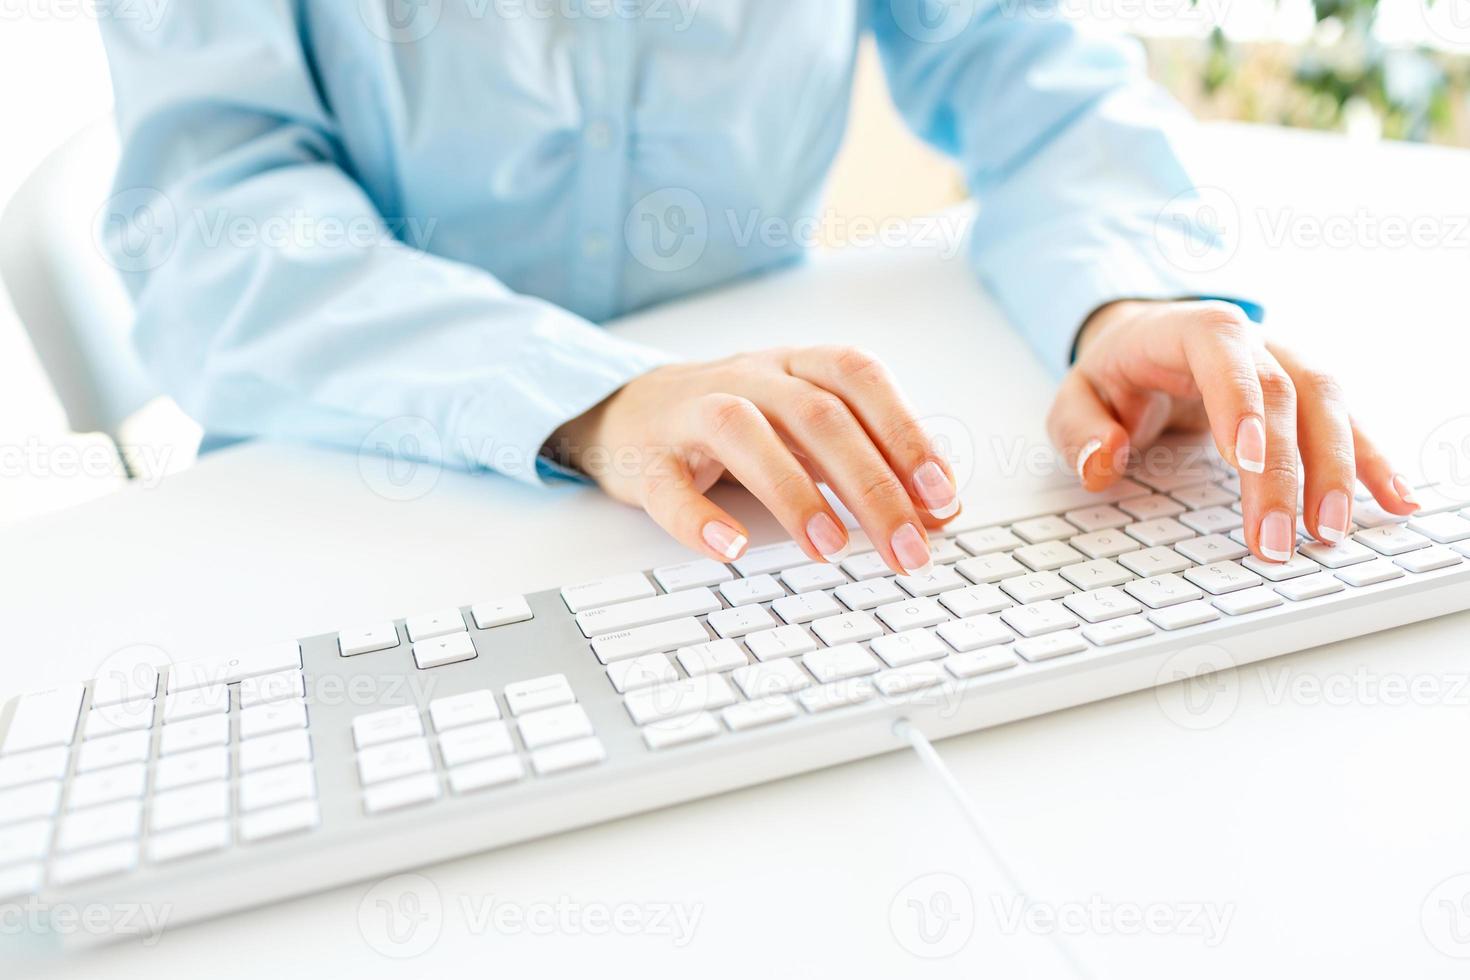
[99,0,1237,483]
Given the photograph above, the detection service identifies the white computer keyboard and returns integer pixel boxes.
[3,462,1470,949]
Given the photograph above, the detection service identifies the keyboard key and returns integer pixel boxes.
[731,541,809,577]
[1070,529,1140,560]
[238,669,307,708]
[1353,525,1431,556]
[802,643,882,682]
[0,820,52,866]
[744,626,818,662]
[516,704,595,750]
[50,840,138,886]
[957,553,1027,585]
[358,738,434,785]
[77,730,151,773]
[938,583,1012,618]
[1407,512,1470,544]
[929,539,966,564]
[1335,559,1405,587]
[449,756,525,794]
[1179,506,1244,535]
[163,684,229,724]
[895,565,968,596]
[1242,554,1321,581]
[1059,558,1133,590]
[642,712,720,750]
[839,551,891,580]
[874,662,947,696]
[239,699,308,740]
[1171,483,1237,509]
[1014,541,1086,572]
[530,737,606,775]
[771,590,842,625]
[606,654,679,694]
[239,800,320,842]
[1081,616,1155,646]
[91,662,159,709]
[1213,588,1284,616]
[413,631,478,669]
[957,526,1025,555]
[943,649,1018,678]
[1119,494,1186,520]
[148,820,230,863]
[167,641,301,694]
[1014,632,1089,662]
[1124,574,1204,609]
[338,622,399,657]
[504,674,576,715]
[781,563,848,594]
[576,587,721,637]
[998,572,1073,604]
[69,763,147,808]
[352,706,423,749]
[936,614,1015,652]
[871,629,948,668]
[238,729,312,773]
[0,864,42,900]
[1011,515,1077,544]
[1063,587,1143,623]
[153,746,229,791]
[1000,601,1079,638]
[1,685,84,754]
[238,762,316,812]
[1175,534,1248,564]
[364,773,443,813]
[732,659,813,699]
[84,701,155,740]
[624,676,737,725]
[722,697,800,731]
[875,596,949,632]
[834,577,905,610]
[58,799,141,851]
[810,611,884,646]
[437,721,515,768]
[675,638,748,675]
[470,595,533,629]
[1064,505,1131,532]
[591,617,711,663]
[1125,518,1193,547]
[0,747,68,789]
[653,559,734,593]
[708,604,779,639]
[150,781,229,832]
[1396,546,1462,573]
[428,689,501,731]
[720,574,785,606]
[1118,546,1193,576]
[1147,600,1220,631]
[1298,538,1376,568]
[560,572,655,613]
[0,781,62,823]
[1184,561,1263,595]
[797,678,877,713]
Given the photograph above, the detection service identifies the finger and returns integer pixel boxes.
[686,393,853,565]
[1046,370,1131,492]
[639,451,752,563]
[1269,344,1355,544]
[784,346,961,524]
[742,375,932,574]
[1240,348,1300,563]
[1350,421,1421,515]
[1172,303,1270,476]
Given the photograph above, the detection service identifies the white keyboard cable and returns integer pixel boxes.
[892,718,1097,980]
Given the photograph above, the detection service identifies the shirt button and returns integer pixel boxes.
[582,232,609,258]
[584,121,613,150]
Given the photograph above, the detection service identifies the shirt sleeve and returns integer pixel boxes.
[870,1,1260,375]
[98,3,669,485]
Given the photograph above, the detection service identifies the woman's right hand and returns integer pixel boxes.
[547,347,962,576]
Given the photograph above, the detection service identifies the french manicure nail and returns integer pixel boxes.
[702,521,747,561]
[1317,490,1350,543]
[1235,417,1266,474]
[912,460,959,519]
[1392,474,1419,507]
[806,512,850,563]
[1259,510,1294,562]
[1075,438,1103,483]
[890,523,932,576]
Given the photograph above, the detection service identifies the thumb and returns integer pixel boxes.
[1047,370,1132,492]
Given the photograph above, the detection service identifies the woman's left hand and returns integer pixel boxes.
[1048,299,1419,564]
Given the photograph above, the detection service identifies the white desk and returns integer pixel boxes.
[8,124,1470,978]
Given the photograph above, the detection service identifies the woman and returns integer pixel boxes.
[97,1,1417,576]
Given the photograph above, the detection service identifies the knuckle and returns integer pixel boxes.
[793,391,850,433]
[699,393,759,438]
[1194,301,1253,334]
[1256,367,1297,405]
[1263,458,1299,487]
[767,467,812,504]
[833,345,888,386]
[1296,367,1345,404]
[857,469,908,511]
[879,415,930,460]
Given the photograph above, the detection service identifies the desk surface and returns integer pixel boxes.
[8,124,1470,978]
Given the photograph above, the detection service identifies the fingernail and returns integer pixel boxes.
[702,521,747,561]
[1075,438,1103,484]
[890,523,933,576]
[806,512,850,563]
[1317,490,1350,543]
[1259,510,1294,562]
[1235,417,1266,474]
[912,460,959,520]
[1392,474,1420,507]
